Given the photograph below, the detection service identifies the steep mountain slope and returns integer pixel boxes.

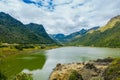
[99,15,120,32]
[26,23,55,44]
[0,12,55,44]
[87,26,100,33]
[70,15,120,48]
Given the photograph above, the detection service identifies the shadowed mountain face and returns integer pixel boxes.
[69,15,120,48]
[49,34,65,42]
[0,12,55,44]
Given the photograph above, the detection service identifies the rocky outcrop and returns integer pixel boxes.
[49,57,114,80]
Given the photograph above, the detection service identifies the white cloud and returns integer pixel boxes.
[0,0,120,34]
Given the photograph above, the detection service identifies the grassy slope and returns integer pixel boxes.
[0,12,56,44]
[99,15,120,32]
[70,21,120,48]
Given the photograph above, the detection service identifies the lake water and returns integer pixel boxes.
[21,47,120,80]
[1,47,120,80]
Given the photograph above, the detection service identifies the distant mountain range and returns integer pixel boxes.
[50,26,99,42]
[0,12,56,44]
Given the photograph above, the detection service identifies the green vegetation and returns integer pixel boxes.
[0,12,56,44]
[14,72,33,80]
[99,15,120,32]
[0,43,59,59]
[69,16,120,48]
[0,51,46,79]
[103,58,120,80]
[0,71,7,80]
[26,23,56,44]
[14,44,35,51]
[68,70,83,80]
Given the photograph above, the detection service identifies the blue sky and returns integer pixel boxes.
[0,0,120,34]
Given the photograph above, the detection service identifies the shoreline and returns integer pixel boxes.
[0,45,60,59]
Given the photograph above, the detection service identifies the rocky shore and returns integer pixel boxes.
[49,58,116,80]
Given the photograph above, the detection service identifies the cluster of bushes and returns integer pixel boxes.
[0,71,33,80]
[0,45,8,48]
[14,44,35,50]
[0,43,35,50]
[0,42,50,50]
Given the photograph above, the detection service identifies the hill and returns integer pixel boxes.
[0,12,55,44]
[26,23,55,44]
[69,15,120,48]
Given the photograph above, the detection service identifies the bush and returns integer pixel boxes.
[14,45,23,51]
[68,70,83,80]
[40,45,46,49]
[103,58,120,80]
[14,72,33,80]
[0,71,7,80]
[14,44,35,50]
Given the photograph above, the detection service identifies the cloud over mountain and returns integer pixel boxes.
[0,0,120,34]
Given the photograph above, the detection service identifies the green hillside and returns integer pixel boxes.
[26,23,55,44]
[69,15,120,48]
[0,12,55,44]
[99,15,120,32]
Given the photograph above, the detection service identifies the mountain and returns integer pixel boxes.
[49,34,65,40]
[50,27,99,43]
[0,12,56,44]
[49,29,87,42]
[49,34,66,44]
[26,23,55,44]
[69,15,120,48]
[87,26,100,33]
[99,15,120,32]
[65,29,87,40]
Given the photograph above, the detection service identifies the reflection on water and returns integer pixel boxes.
[0,51,46,79]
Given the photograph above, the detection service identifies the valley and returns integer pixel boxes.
[0,12,120,80]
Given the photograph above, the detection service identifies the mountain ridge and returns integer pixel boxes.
[98,15,120,32]
[50,26,99,43]
[0,12,56,44]
[69,15,120,47]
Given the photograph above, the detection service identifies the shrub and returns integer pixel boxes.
[0,71,7,80]
[68,70,83,80]
[14,72,33,80]
[103,58,120,80]
[14,45,23,51]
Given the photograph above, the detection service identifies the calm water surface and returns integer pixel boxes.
[22,47,120,80]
